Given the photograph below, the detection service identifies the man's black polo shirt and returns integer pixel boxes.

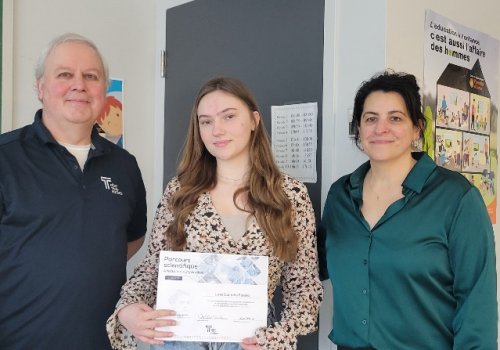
[0,110,147,349]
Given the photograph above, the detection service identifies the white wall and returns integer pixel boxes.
[386,0,500,80]
[320,1,387,349]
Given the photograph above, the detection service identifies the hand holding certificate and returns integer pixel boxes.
[156,251,268,343]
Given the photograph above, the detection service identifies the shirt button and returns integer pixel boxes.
[73,165,79,170]
[363,259,368,265]
[362,289,367,295]
[362,319,367,325]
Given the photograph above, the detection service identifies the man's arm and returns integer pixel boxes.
[127,236,145,260]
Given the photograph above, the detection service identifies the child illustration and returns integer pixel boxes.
[96,95,123,147]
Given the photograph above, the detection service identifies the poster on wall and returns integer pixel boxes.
[423,10,499,222]
[95,78,124,148]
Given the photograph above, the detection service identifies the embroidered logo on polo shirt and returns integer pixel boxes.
[100,176,123,195]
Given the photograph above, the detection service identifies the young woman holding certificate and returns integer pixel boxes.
[107,77,323,350]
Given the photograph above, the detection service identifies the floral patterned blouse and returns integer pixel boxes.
[106,175,323,349]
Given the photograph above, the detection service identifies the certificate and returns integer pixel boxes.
[156,251,269,342]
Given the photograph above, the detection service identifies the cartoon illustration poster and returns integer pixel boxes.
[96,78,124,148]
[424,10,499,222]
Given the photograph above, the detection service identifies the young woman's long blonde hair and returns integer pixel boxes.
[167,77,298,262]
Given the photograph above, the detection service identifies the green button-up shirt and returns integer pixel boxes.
[322,152,497,349]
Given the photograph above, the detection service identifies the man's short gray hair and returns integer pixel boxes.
[35,33,109,88]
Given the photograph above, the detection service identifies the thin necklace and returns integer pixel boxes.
[369,186,381,201]
[366,177,381,200]
[217,172,248,182]
[365,170,402,201]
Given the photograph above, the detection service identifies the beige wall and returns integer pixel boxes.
[386,0,500,80]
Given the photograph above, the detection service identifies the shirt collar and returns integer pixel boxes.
[348,160,370,201]
[402,152,436,194]
[348,152,437,196]
[32,109,111,155]
[32,109,58,145]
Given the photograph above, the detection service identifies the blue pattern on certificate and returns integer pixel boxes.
[156,251,268,343]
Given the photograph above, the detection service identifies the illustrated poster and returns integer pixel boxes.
[424,10,499,222]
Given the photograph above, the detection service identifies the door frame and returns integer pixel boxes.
[153,0,193,205]
[154,1,336,348]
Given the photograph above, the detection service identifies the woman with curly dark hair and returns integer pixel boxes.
[322,71,497,350]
